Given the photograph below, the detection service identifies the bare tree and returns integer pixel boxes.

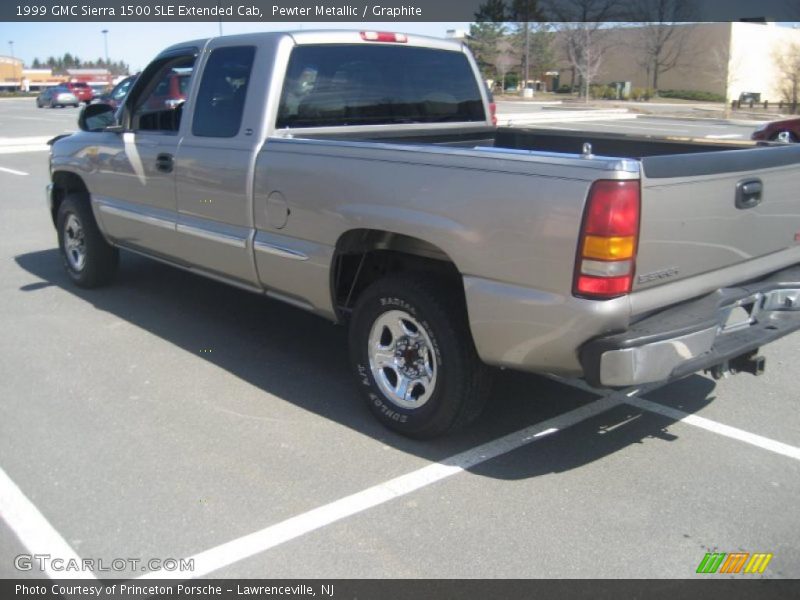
[495,48,517,91]
[626,0,697,93]
[544,0,626,101]
[710,42,741,118]
[774,42,800,114]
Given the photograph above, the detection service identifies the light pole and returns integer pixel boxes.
[101,29,109,64]
[8,40,13,58]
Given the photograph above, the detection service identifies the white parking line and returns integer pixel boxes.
[139,395,622,579]
[0,166,29,176]
[626,396,800,461]
[554,377,800,462]
[0,466,94,580]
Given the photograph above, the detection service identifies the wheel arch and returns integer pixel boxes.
[50,171,90,225]
[330,228,466,322]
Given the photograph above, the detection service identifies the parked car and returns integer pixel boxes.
[36,86,79,108]
[48,31,800,438]
[90,75,137,109]
[63,81,94,104]
[752,117,800,142]
[143,71,191,111]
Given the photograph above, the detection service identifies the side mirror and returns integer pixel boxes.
[79,103,118,132]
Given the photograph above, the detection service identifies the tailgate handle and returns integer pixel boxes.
[736,179,763,209]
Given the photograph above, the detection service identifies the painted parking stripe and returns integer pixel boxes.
[139,395,621,579]
[0,166,29,176]
[553,377,800,462]
[0,466,94,580]
[626,396,800,461]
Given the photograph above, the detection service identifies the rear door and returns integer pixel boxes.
[634,146,800,290]
[172,43,261,285]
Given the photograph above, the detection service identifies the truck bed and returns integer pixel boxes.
[303,125,744,156]
[292,125,800,297]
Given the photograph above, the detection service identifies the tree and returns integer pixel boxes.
[544,0,626,101]
[509,1,544,95]
[467,21,508,83]
[627,0,697,93]
[495,44,517,91]
[510,22,554,91]
[775,43,800,114]
[471,0,544,94]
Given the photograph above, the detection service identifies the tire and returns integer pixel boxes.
[349,275,492,438]
[56,194,118,288]
[771,131,798,143]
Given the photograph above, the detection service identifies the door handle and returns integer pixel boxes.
[155,153,174,173]
[735,178,762,210]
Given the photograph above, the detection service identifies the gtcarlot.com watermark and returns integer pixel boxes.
[14,553,194,573]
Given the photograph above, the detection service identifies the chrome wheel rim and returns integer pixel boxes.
[368,310,437,410]
[63,214,87,271]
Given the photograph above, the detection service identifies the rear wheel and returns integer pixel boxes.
[56,194,118,288]
[349,275,492,438]
[771,131,798,143]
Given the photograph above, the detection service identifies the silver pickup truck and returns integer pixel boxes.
[47,30,800,437]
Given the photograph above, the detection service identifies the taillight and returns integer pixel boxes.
[574,180,640,299]
[489,102,497,126]
[360,31,408,43]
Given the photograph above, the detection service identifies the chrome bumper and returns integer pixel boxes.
[581,267,800,387]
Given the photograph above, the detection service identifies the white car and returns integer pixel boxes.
[36,86,79,108]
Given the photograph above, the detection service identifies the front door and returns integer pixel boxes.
[92,53,196,259]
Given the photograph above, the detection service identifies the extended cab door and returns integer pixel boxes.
[171,43,263,286]
[92,50,196,258]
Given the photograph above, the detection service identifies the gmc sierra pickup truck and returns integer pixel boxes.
[47,30,800,438]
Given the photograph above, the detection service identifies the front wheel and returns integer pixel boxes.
[56,194,119,288]
[349,275,492,438]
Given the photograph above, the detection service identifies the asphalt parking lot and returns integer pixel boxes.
[0,96,798,580]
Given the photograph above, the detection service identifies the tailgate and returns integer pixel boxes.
[635,144,800,291]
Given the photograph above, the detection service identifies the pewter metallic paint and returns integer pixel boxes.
[49,31,800,379]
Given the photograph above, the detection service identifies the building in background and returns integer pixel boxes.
[65,68,112,86]
[0,55,23,90]
[579,22,800,103]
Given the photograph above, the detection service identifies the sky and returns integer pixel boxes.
[0,22,472,70]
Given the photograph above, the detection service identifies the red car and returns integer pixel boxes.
[63,81,94,104]
[751,117,800,143]
[144,71,191,111]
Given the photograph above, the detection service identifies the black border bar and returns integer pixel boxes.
[3,0,800,23]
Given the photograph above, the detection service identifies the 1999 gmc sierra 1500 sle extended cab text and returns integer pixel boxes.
[46,31,800,438]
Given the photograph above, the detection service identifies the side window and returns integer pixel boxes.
[192,46,256,138]
[131,55,195,133]
[111,79,133,101]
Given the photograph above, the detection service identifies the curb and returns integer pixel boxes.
[632,114,769,126]
[496,110,636,126]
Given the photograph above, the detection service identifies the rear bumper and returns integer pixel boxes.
[580,265,800,387]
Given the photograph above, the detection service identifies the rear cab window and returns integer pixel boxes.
[192,45,256,138]
[276,44,486,129]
